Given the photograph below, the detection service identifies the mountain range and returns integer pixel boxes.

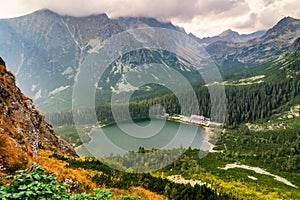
[190,29,266,44]
[0,10,299,114]
[206,17,300,67]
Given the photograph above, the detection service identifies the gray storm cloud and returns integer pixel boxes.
[233,12,258,29]
[40,0,246,21]
[0,0,299,37]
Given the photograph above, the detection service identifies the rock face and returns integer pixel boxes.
[0,57,77,159]
[0,9,183,101]
[0,10,187,114]
[206,16,300,65]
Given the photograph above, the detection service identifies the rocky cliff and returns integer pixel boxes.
[0,57,77,162]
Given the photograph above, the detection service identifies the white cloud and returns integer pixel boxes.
[233,12,258,29]
[0,0,299,37]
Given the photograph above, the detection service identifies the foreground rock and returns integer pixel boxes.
[0,57,77,161]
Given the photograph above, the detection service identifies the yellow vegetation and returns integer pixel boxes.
[37,150,164,199]
[0,133,31,173]
[37,150,98,193]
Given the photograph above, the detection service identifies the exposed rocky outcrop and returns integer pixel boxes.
[289,37,300,53]
[0,57,77,159]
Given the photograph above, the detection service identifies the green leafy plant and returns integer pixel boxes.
[119,194,136,200]
[0,162,69,199]
[0,163,114,200]
[70,188,113,200]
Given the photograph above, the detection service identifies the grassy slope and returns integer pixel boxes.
[199,110,300,199]
[37,150,163,200]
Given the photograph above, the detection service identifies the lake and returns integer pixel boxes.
[76,119,211,157]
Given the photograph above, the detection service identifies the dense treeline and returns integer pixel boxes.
[50,153,235,200]
[225,79,300,127]
[100,147,186,172]
[46,78,300,128]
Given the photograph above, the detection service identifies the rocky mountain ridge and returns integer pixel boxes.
[0,57,77,163]
[0,10,299,114]
[206,16,300,66]
[194,29,266,44]
[0,9,183,100]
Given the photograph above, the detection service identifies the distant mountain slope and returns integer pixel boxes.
[0,57,77,166]
[196,29,266,44]
[0,10,124,99]
[205,16,300,76]
[0,10,188,110]
[289,36,300,53]
[0,10,299,114]
[209,16,300,62]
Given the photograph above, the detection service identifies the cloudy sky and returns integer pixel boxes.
[0,0,299,37]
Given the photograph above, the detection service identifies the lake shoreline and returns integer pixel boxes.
[165,116,222,152]
[75,117,220,154]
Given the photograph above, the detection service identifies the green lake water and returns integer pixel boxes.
[77,119,210,157]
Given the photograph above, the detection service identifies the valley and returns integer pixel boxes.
[1,7,300,200]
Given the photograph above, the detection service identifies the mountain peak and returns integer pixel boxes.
[219,29,239,37]
[263,16,300,41]
[279,16,295,22]
[30,9,61,17]
[30,8,109,19]
[216,29,243,42]
[272,16,298,29]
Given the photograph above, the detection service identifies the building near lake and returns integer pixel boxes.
[181,114,210,126]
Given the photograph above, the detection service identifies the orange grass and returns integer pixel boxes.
[37,150,164,199]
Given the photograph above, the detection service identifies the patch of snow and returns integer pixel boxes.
[61,67,74,75]
[33,89,42,100]
[86,38,101,54]
[205,81,225,87]
[15,43,25,75]
[239,75,265,82]
[220,163,297,188]
[61,20,83,51]
[210,75,266,86]
[49,85,70,96]
[31,84,37,92]
[144,85,151,91]
[111,74,138,94]
[115,81,138,94]
[74,66,81,83]
[179,65,186,71]
[236,80,264,85]
[248,176,257,181]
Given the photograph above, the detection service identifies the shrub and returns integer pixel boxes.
[0,163,114,200]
